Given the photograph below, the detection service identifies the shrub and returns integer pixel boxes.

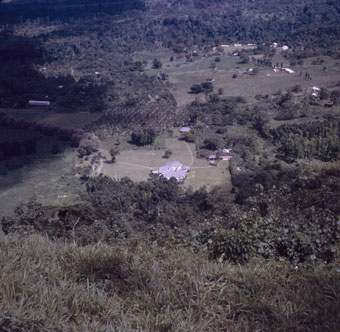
[210,215,339,265]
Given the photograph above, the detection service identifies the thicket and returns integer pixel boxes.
[271,119,340,161]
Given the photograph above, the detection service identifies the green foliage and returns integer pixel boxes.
[130,128,156,146]
[152,58,162,69]
[189,82,213,94]
[210,215,339,265]
[0,234,340,331]
[210,170,340,265]
[271,120,340,161]
[162,149,172,158]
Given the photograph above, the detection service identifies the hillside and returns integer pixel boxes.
[0,1,340,330]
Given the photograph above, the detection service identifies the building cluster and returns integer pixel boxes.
[208,148,233,165]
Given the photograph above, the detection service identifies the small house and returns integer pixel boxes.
[221,148,232,154]
[180,127,191,133]
[283,68,295,74]
[28,100,50,106]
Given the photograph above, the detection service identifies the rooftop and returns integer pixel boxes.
[158,161,190,182]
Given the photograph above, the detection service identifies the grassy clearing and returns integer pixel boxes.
[135,49,340,107]
[2,109,102,130]
[100,131,231,190]
[0,234,339,331]
[0,148,81,217]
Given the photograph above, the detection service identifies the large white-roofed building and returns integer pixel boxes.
[157,161,190,182]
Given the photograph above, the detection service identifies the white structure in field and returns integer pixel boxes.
[283,68,295,74]
[282,45,289,51]
[158,161,190,182]
[28,100,50,106]
[222,148,232,154]
[180,127,191,133]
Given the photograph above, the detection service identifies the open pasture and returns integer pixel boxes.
[0,148,81,217]
[3,108,101,130]
[136,49,340,107]
[100,132,231,191]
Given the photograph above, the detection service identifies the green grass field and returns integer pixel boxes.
[100,131,232,191]
[3,109,102,130]
[135,49,340,106]
[0,148,82,217]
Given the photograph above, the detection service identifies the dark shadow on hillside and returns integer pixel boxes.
[0,0,145,24]
[0,30,106,112]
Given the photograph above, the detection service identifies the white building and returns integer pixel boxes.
[180,127,191,133]
[158,161,190,182]
[283,68,295,74]
[28,100,50,106]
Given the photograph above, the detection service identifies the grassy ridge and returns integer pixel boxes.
[0,234,339,331]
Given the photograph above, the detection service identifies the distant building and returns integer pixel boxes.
[312,86,320,92]
[221,148,232,154]
[157,161,190,182]
[180,127,191,133]
[282,45,289,51]
[208,155,217,160]
[28,100,50,106]
[221,148,233,160]
[283,68,295,74]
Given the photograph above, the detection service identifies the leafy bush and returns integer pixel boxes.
[210,216,339,265]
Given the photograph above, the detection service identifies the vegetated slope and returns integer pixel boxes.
[0,0,146,24]
[2,164,340,265]
[0,234,339,331]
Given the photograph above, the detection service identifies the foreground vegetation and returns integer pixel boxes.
[0,234,339,331]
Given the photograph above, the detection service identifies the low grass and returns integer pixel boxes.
[3,109,102,130]
[0,234,339,331]
[184,161,232,192]
[137,49,340,107]
[100,131,231,190]
[0,148,82,217]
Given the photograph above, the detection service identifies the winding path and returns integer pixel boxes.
[183,141,194,167]
[96,158,104,175]
[116,161,156,170]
